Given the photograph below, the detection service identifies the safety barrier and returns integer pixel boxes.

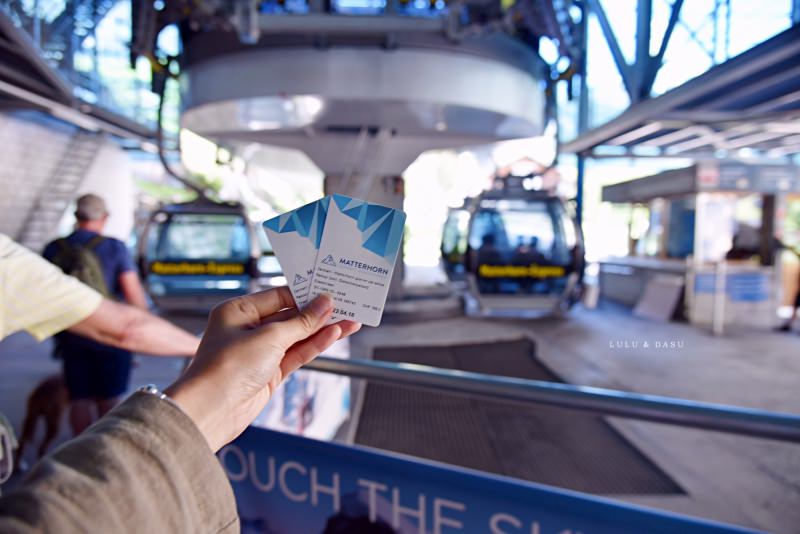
[305,356,800,443]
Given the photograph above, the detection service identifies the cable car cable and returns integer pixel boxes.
[153,60,212,200]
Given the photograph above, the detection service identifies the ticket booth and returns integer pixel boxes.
[599,162,800,330]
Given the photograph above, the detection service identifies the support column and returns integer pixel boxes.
[575,2,590,226]
[324,174,406,301]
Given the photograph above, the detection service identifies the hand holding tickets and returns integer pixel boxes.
[264,194,406,326]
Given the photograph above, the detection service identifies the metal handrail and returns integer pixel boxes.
[305,356,800,443]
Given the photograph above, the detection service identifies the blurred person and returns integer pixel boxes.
[476,233,503,293]
[512,236,548,294]
[772,237,800,333]
[0,288,360,532]
[513,236,547,266]
[776,293,800,333]
[725,225,760,261]
[43,194,150,434]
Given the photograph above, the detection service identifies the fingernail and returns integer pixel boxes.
[309,294,333,317]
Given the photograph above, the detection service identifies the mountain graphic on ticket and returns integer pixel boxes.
[263,197,330,307]
[263,194,405,326]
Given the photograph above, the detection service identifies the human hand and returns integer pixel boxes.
[164,287,361,451]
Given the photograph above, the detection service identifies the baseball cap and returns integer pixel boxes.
[75,194,108,221]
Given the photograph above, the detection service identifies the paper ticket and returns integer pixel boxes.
[263,197,330,307]
[309,194,406,326]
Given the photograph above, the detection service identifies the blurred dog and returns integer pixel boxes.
[15,374,68,469]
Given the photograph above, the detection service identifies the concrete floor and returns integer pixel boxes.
[1,302,799,532]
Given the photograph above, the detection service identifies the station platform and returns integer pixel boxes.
[349,302,800,533]
[1,302,798,532]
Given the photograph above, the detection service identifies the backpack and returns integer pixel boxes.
[50,236,110,297]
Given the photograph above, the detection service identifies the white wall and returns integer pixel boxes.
[56,138,136,241]
[0,112,75,238]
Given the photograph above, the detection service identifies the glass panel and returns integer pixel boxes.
[470,199,568,266]
[331,0,387,15]
[469,198,573,295]
[150,214,251,261]
[330,0,449,16]
[441,209,468,257]
[259,0,310,15]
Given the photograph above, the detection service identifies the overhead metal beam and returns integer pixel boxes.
[584,0,683,102]
[0,6,74,104]
[633,0,652,100]
[561,25,800,154]
[675,10,716,60]
[748,89,800,114]
[255,13,444,36]
[587,150,795,162]
[0,34,23,55]
[640,0,684,97]
[607,121,670,146]
[0,61,61,98]
[0,78,153,141]
[575,1,591,224]
[584,0,634,98]
[697,63,800,111]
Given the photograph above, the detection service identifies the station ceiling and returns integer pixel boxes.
[0,6,154,139]
[0,9,72,107]
[562,25,800,162]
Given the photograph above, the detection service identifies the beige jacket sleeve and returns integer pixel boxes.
[0,392,239,534]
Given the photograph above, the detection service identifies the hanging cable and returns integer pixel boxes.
[153,56,209,199]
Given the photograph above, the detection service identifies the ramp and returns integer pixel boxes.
[355,339,682,495]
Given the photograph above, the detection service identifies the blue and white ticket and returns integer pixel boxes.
[308,194,406,326]
[264,194,405,326]
[263,197,330,307]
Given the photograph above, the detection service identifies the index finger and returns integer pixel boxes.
[212,287,297,331]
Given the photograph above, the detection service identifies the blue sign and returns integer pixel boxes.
[726,273,770,302]
[219,427,757,534]
[694,273,770,302]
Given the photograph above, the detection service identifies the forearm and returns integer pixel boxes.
[69,300,200,356]
[117,306,200,356]
[0,393,238,533]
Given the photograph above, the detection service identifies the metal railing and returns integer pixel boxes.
[306,356,800,443]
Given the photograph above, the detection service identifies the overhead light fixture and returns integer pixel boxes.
[641,126,707,148]
[724,131,787,150]
[607,122,663,146]
[247,120,283,130]
[767,144,800,158]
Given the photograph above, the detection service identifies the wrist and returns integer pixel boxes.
[164,379,227,452]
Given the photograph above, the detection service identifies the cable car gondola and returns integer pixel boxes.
[138,199,277,312]
[441,175,585,317]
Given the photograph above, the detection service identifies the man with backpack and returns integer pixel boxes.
[43,194,150,435]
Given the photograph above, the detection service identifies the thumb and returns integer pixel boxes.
[265,294,334,349]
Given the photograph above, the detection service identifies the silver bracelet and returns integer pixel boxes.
[137,384,169,401]
[136,385,190,420]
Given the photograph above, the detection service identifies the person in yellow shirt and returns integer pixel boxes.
[0,233,199,355]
